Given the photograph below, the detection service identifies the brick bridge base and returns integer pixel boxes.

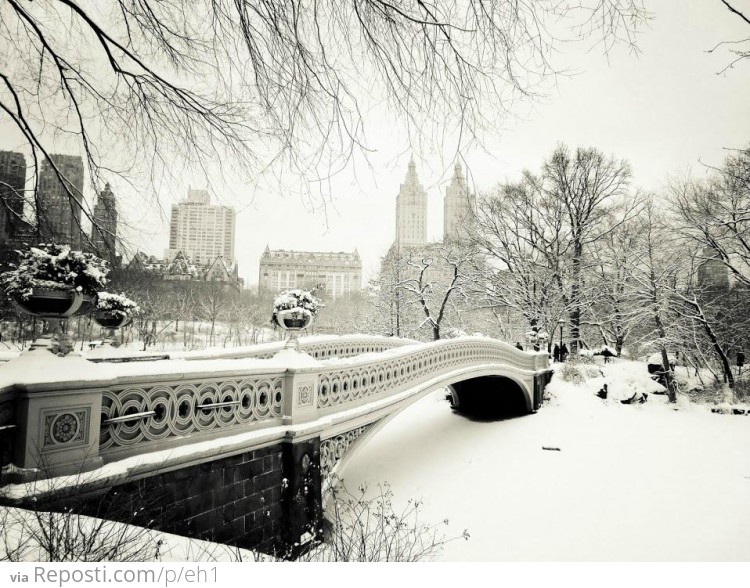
[29,437,323,559]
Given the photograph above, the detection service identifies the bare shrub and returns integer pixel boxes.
[0,464,163,562]
[297,478,469,562]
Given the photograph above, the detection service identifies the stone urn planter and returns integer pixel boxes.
[274,308,313,331]
[271,289,322,350]
[11,289,96,355]
[93,310,133,330]
[93,292,139,348]
[12,288,95,318]
[1,244,110,355]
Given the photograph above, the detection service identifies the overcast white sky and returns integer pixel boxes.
[1,0,748,287]
[228,0,750,286]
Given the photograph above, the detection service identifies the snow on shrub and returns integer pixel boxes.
[551,360,666,403]
[0,243,108,299]
[559,363,587,384]
[96,292,140,318]
[602,361,666,400]
[271,289,323,323]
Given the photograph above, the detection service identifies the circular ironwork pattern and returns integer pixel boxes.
[51,413,80,444]
[185,336,410,361]
[100,377,284,453]
[320,425,373,480]
[316,339,539,409]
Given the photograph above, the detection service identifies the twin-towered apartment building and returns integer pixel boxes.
[259,158,475,298]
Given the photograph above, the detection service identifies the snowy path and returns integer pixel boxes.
[338,386,750,561]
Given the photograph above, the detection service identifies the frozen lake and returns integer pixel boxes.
[338,383,750,561]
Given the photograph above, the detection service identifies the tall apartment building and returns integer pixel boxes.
[37,154,85,248]
[167,188,236,265]
[395,158,428,248]
[697,247,730,290]
[258,247,362,298]
[92,183,118,260]
[443,161,475,241]
[0,151,26,241]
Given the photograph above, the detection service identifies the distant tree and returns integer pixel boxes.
[625,199,696,402]
[472,176,568,347]
[671,147,750,289]
[473,145,638,353]
[540,145,636,354]
[388,241,477,341]
[584,216,646,356]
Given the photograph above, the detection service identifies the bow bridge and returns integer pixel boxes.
[0,335,551,556]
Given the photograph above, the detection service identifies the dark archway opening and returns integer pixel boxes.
[447,376,530,421]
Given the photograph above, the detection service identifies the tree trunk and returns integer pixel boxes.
[653,312,678,402]
[615,335,624,357]
[569,242,583,354]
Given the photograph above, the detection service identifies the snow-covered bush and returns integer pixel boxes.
[444,328,468,338]
[0,243,108,299]
[559,361,602,384]
[559,363,587,384]
[271,289,322,324]
[96,292,140,318]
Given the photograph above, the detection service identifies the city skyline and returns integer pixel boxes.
[0,2,748,288]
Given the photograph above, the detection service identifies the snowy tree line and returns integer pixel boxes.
[371,145,750,402]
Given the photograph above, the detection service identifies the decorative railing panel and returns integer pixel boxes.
[315,339,545,410]
[100,375,284,454]
[320,424,375,480]
[167,336,415,362]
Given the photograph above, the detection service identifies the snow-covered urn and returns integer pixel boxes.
[94,292,139,348]
[0,244,109,354]
[272,289,322,349]
[1,243,108,318]
[94,292,139,329]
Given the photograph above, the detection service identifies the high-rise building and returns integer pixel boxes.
[166,188,236,265]
[395,158,428,248]
[443,160,475,241]
[37,154,85,248]
[258,247,362,298]
[92,183,118,260]
[697,247,730,290]
[0,151,27,241]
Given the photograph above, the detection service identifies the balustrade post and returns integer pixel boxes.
[282,369,319,426]
[8,354,107,483]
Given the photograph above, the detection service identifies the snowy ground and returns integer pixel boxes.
[2,359,748,562]
[339,360,750,561]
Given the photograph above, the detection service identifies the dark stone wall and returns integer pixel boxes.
[87,445,286,554]
[30,437,325,558]
[534,369,553,410]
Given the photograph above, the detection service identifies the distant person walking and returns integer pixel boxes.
[560,343,569,362]
[553,343,560,362]
[515,342,524,351]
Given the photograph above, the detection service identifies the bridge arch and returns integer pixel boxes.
[320,364,536,485]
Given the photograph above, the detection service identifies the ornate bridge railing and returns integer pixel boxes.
[177,334,416,361]
[0,336,548,485]
[310,338,545,413]
[98,370,287,459]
